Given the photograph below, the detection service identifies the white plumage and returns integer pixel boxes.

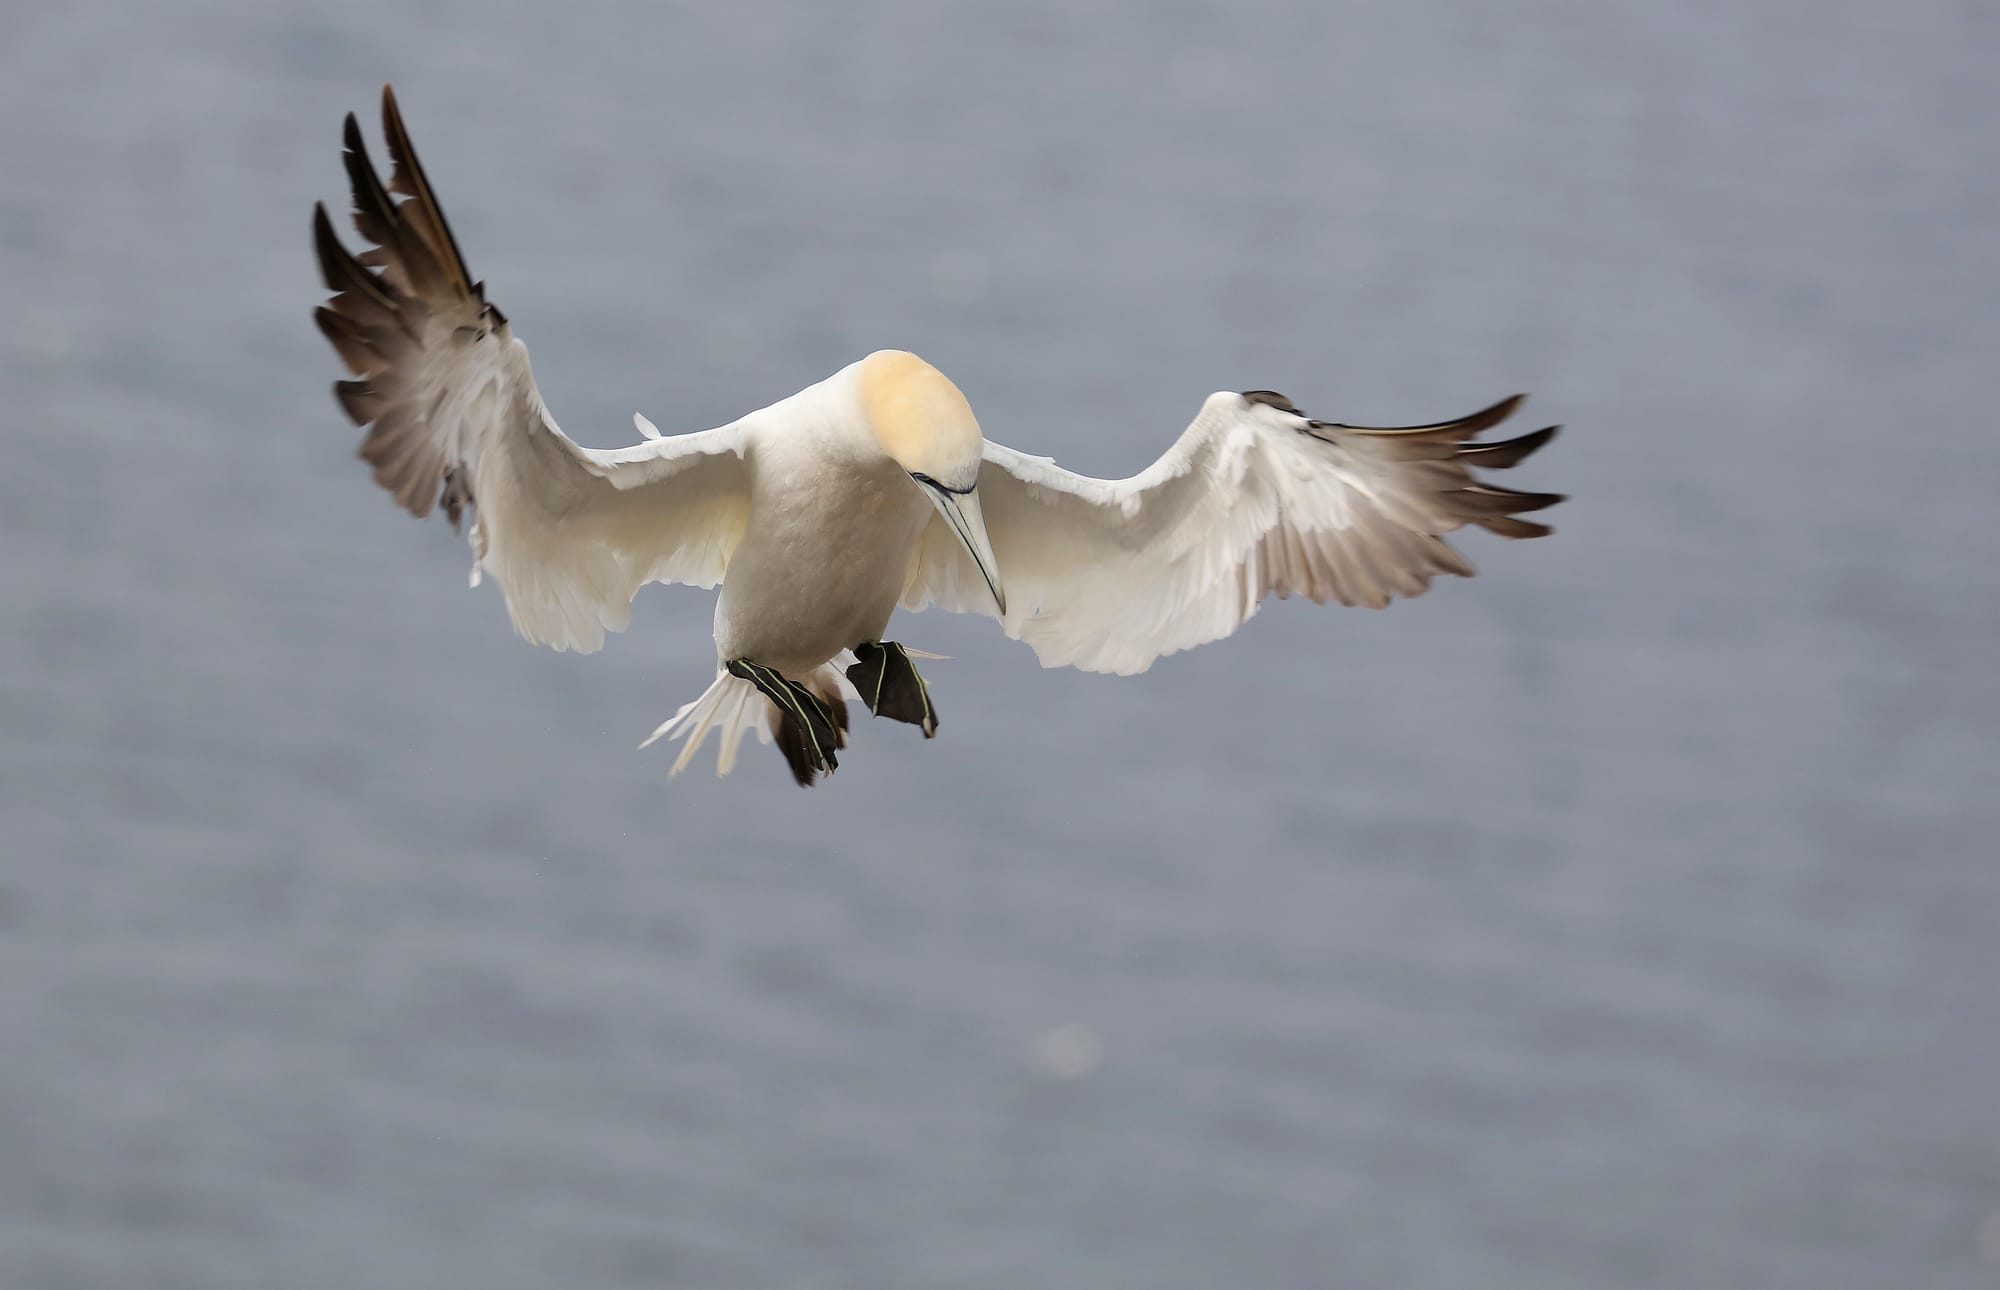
[905,390,1553,676]
[314,87,1565,786]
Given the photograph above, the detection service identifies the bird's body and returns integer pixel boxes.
[718,455,922,677]
[703,362,937,674]
[313,88,1567,786]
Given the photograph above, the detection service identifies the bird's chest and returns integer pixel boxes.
[751,461,927,569]
[714,460,931,665]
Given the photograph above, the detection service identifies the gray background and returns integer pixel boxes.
[3,1,1996,1287]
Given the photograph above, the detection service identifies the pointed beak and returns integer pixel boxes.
[921,482,1007,617]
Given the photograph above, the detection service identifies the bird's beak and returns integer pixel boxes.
[921,483,1007,616]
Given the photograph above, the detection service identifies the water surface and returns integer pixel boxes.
[2,3,1996,1287]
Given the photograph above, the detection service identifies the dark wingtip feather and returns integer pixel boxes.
[342,103,455,295]
[378,85,474,293]
[1461,393,1528,435]
[1314,392,1529,440]
[1459,424,1558,469]
[1451,484,1565,515]
[314,305,377,374]
[1476,515,1556,539]
[340,114,379,201]
[333,379,379,425]
[310,202,366,301]
[310,201,339,285]
[340,126,393,230]
[311,200,399,318]
[314,90,502,531]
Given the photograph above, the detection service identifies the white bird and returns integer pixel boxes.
[313,87,1565,786]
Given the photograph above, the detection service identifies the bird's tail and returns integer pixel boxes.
[642,656,855,780]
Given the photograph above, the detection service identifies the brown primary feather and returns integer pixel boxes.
[1292,391,1566,544]
[341,114,450,299]
[313,306,377,376]
[311,202,403,330]
[1447,484,1565,516]
[1457,424,1558,469]
[1307,392,1527,440]
[312,86,509,527]
[332,379,382,426]
[378,85,475,297]
[1473,515,1556,539]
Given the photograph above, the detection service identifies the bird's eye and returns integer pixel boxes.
[911,471,974,496]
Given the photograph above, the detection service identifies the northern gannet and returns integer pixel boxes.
[312,88,1566,786]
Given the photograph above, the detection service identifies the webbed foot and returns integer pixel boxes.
[846,641,938,738]
[726,658,846,787]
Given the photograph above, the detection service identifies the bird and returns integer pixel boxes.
[312,86,1566,787]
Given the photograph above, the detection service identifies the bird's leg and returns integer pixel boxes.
[845,641,938,738]
[725,659,842,787]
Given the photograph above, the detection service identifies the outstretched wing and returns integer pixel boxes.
[312,85,752,653]
[902,388,1563,674]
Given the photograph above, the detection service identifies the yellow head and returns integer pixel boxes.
[858,349,985,489]
[856,349,1005,615]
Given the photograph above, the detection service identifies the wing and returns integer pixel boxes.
[902,388,1562,674]
[312,86,752,653]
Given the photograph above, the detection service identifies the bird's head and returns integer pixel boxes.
[859,349,1006,615]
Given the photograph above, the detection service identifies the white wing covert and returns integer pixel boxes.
[313,87,751,653]
[902,388,1562,674]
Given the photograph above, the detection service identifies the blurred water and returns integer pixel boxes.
[2,2,1997,1287]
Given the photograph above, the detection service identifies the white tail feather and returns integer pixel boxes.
[642,669,772,776]
[713,678,760,775]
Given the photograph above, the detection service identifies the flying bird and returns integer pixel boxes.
[312,87,1565,787]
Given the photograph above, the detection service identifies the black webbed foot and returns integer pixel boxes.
[727,659,843,787]
[846,641,938,738]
